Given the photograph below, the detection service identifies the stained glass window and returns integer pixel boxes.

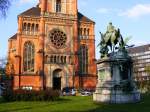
[23,41,35,72]
[79,45,88,74]
[49,29,67,48]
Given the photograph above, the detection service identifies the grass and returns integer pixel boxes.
[0,94,150,112]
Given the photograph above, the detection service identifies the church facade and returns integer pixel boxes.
[7,0,97,90]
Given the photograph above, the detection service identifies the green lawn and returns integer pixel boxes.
[0,94,150,112]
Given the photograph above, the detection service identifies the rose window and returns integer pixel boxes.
[49,30,67,48]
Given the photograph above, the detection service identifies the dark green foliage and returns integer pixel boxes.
[2,88,60,101]
[136,80,150,94]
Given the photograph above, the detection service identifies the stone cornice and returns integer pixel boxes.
[45,18,75,25]
[22,17,40,22]
[43,12,76,20]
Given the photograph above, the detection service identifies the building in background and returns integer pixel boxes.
[6,0,97,90]
[128,44,150,81]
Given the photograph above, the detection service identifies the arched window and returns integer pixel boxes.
[50,55,53,63]
[80,28,83,35]
[56,0,61,12]
[61,56,63,63]
[35,24,39,32]
[79,45,88,74]
[87,29,90,35]
[69,56,71,64]
[31,23,34,34]
[54,56,57,63]
[57,56,60,63]
[23,23,27,34]
[23,23,27,31]
[23,41,35,72]
[87,29,90,39]
[79,28,83,39]
[27,23,31,35]
[84,28,86,35]
[64,56,66,63]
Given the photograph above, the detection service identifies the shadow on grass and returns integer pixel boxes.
[0,96,71,103]
[0,107,32,112]
[57,97,72,102]
[87,94,150,112]
[0,97,6,103]
[0,96,73,112]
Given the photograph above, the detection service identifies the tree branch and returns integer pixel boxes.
[0,0,11,18]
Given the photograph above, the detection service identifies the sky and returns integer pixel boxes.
[0,0,150,59]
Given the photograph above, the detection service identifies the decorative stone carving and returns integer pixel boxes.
[49,29,67,48]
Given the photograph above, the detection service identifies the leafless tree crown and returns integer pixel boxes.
[0,0,11,18]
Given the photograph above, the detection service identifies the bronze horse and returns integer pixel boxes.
[98,23,125,58]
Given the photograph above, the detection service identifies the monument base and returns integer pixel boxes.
[93,89,140,103]
[93,52,141,104]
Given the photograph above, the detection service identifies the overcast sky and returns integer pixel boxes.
[0,0,150,59]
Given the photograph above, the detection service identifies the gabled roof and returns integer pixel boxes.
[9,33,17,40]
[78,12,95,23]
[19,7,41,17]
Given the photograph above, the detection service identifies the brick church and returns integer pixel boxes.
[6,0,97,90]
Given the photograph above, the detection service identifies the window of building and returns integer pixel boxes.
[47,55,67,64]
[79,45,88,74]
[57,56,60,63]
[31,23,34,35]
[23,41,35,72]
[56,0,61,13]
[35,24,39,32]
[27,23,31,34]
[54,56,57,63]
[49,29,67,48]
[79,28,90,39]
[22,22,39,35]
[87,29,90,35]
[84,28,86,35]
[23,23,27,31]
[79,28,83,39]
[64,56,66,63]
[61,56,64,63]
[50,56,53,63]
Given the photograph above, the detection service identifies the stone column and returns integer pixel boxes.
[37,16,45,89]
[41,0,47,15]
[15,17,23,75]
[73,20,78,74]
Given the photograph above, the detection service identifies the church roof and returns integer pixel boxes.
[19,7,41,17]
[78,12,94,23]
[9,33,17,40]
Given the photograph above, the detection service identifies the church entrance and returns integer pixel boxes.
[53,69,62,90]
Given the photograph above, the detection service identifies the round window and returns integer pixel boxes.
[49,30,67,48]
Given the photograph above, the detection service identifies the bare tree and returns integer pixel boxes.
[0,0,11,18]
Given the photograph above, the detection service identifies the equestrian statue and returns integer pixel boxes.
[98,22,125,58]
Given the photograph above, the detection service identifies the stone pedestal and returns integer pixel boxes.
[93,50,141,103]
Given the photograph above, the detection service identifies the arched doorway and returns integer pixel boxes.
[53,69,62,90]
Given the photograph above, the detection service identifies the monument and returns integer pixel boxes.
[93,23,141,103]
